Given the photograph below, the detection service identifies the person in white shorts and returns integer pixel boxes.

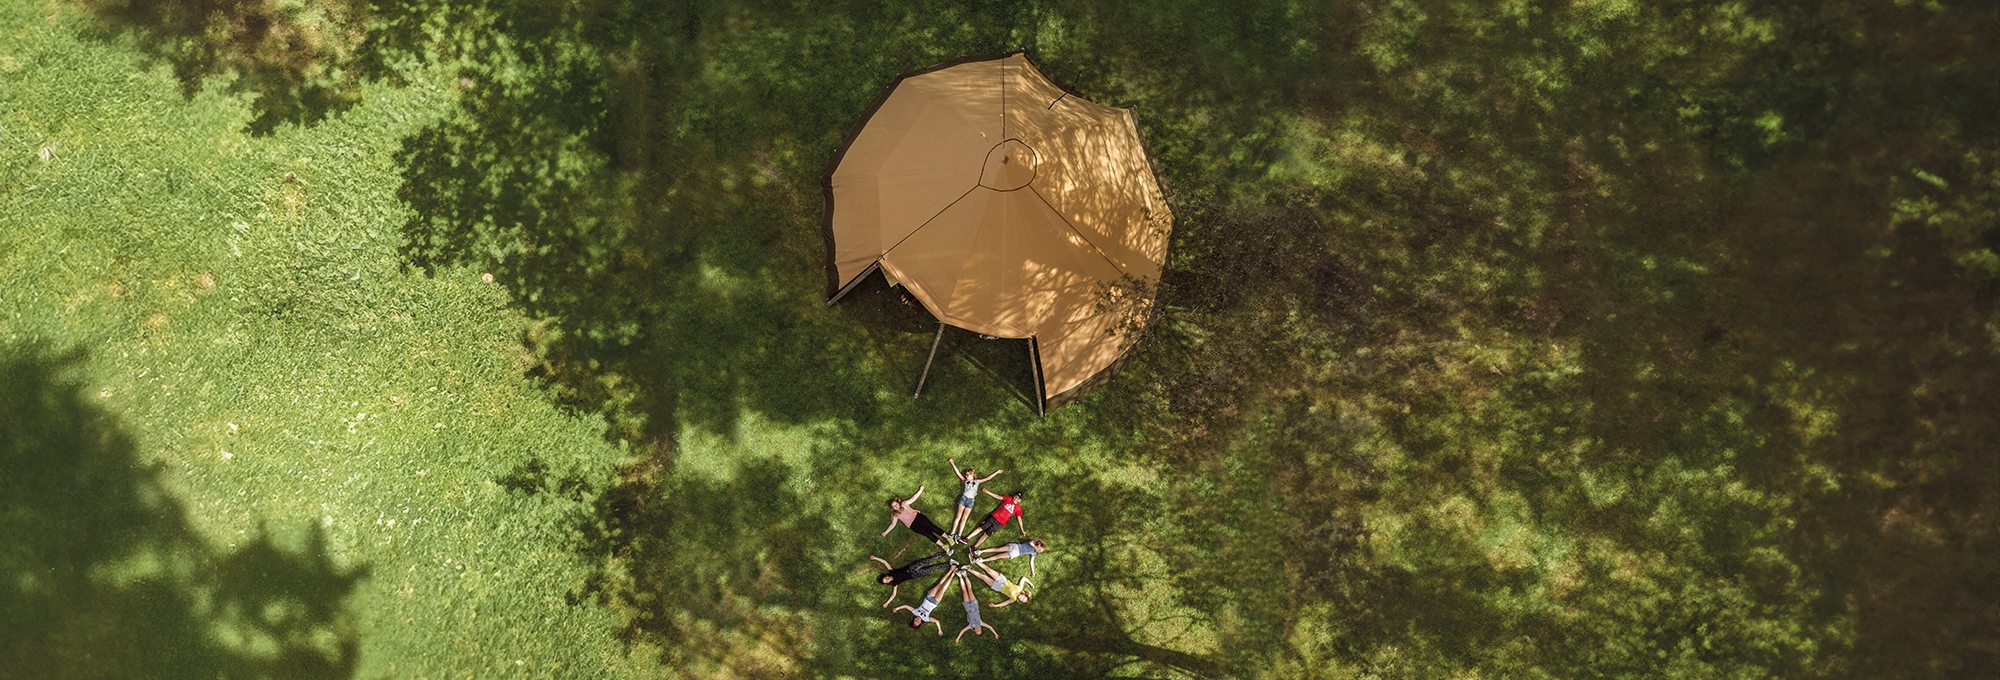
[892,562,959,634]
[973,538,1048,576]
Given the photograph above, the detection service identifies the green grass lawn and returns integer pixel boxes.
[0,6,1216,677]
[0,6,665,676]
[7,0,1998,677]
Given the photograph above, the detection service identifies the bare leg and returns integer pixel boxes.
[963,564,998,589]
[972,559,1006,585]
[922,564,958,602]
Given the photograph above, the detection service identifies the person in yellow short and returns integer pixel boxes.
[964,558,1033,607]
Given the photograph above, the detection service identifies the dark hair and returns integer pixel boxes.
[1010,490,1025,499]
[878,573,895,584]
[887,496,900,508]
[909,616,924,628]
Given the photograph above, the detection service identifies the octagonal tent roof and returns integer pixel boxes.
[822,51,1173,414]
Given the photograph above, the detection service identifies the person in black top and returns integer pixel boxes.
[869,552,952,608]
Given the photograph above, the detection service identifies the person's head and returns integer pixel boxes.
[1030,538,1048,552]
[1009,490,1025,500]
[1015,590,1032,604]
[909,616,925,628]
[887,496,902,512]
[878,573,896,585]
[963,467,977,481]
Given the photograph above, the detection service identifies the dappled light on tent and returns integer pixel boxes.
[825,52,1173,413]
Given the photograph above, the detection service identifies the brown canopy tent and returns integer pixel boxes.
[822,51,1173,414]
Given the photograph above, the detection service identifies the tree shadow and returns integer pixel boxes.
[372,0,1333,674]
[0,341,366,678]
[374,0,1995,675]
[79,0,371,134]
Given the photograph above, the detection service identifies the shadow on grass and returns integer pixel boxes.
[0,342,366,679]
[380,0,2000,675]
[372,0,1344,675]
[78,0,372,134]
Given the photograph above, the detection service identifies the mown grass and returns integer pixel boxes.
[1,4,1222,677]
[9,0,1999,677]
[0,5,663,676]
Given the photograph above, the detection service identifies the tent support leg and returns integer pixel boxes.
[1028,337,1046,416]
[914,322,946,398]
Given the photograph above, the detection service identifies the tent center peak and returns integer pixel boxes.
[979,139,1039,191]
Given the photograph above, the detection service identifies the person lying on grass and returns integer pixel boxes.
[973,538,1048,576]
[881,485,950,546]
[961,489,1026,548]
[964,558,1033,607]
[955,569,1000,642]
[870,551,951,608]
[892,562,960,635]
[947,457,1004,538]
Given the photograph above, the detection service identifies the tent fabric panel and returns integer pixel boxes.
[880,189,1015,336]
[1013,96,1171,281]
[827,61,1003,290]
[881,186,1127,342]
[1032,302,1144,398]
[1041,322,1143,412]
[822,50,1173,414]
[985,188,1127,339]
[1001,53,1068,138]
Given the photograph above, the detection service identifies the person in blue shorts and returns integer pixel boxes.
[947,457,1004,540]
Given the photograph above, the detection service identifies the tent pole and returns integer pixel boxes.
[826,262,881,307]
[1028,337,1046,416]
[914,322,946,398]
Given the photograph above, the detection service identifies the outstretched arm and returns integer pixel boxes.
[892,605,914,614]
[987,624,1000,640]
[869,556,892,570]
[930,619,945,636]
[977,469,1004,483]
[880,584,900,608]
[1016,514,1028,535]
[949,458,963,479]
[907,485,925,504]
[881,517,898,537]
[955,626,971,643]
[1029,554,1037,576]
[988,597,1015,608]
[982,488,1004,500]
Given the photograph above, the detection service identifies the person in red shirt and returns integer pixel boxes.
[962,489,1025,548]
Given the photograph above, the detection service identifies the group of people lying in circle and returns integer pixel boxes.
[873,458,1047,642]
